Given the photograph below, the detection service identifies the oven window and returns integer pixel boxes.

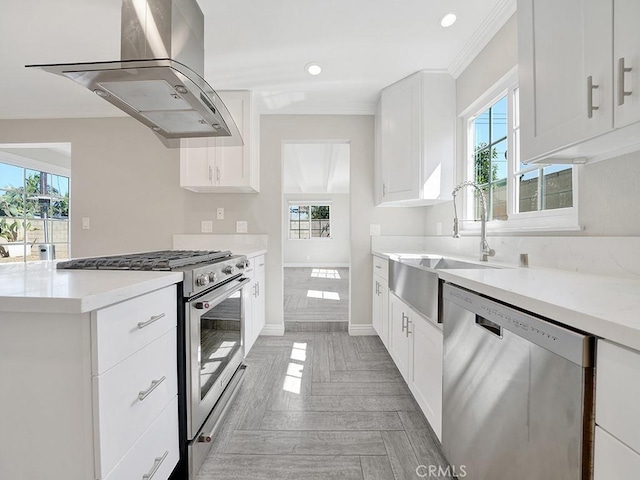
[200,290,242,400]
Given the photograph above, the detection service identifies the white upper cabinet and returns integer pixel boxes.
[518,0,640,164]
[180,91,260,193]
[376,71,455,206]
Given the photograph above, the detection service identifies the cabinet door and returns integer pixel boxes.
[372,277,382,336]
[518,0,612,162]
[179,138,212,188]
[410,316,443,440]
[380,75,421,202]
[252,258,266,342]
[614,0,640,128]
[594,427,640,480]
[389,294,411,381]
[242,283,253,355]
[214,93,251,187]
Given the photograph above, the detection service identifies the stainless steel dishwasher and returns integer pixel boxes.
[442,283,595,480]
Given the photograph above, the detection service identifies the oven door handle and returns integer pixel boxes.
[191,277,250,309]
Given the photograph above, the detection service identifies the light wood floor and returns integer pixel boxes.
[284,267,349,323]
[196,331,452,480]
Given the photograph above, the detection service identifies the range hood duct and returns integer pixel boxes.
[26,0,242,148]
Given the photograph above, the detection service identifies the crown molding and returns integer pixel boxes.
[448,0,517,79]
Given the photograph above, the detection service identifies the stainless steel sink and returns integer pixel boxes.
[389,255,499,323]
[399,257,497,270]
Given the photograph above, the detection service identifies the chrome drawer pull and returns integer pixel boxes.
[137,313,165,329]
[138,376,166,401]
[142,450,168,480]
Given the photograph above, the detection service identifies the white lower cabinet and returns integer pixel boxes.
[389,293,411,381]
[0,284,179,480]
[243,254,266,355]
[409,314,443,440]
[372,273,389,349]
[389,292,443,440]
[594,339,640,478]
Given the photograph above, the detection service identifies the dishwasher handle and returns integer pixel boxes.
[475,315,502,338]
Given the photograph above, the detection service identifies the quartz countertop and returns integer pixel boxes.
[374,250,640,351]
[0,261,183,314]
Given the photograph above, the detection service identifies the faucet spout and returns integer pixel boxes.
[451,181,495,262]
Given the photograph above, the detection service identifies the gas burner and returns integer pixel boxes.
[56,249,232,271]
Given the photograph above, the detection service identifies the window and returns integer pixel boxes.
[0,162,70,262]
[462,68,578,232]
[288,204,331,239]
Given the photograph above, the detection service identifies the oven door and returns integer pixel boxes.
[186,276,249,439]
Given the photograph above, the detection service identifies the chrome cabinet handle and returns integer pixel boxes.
[137,313,165,329]
[138,376,166,401]
[216,166,221,182]
[406,318,412,337]
[587,76,599,118]
[142,450,168,480]
[401,312,408,332]
[618,57,633,106]
[375,264,382,269]
[208,166,213,182]
[252,283,257,298]
[256,281,260,297]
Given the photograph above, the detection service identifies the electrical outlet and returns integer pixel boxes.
[216,207,224,220]
[201,220,213,233]
[236,221,248,233]
[82,217,90,230]
[370,224,381,236]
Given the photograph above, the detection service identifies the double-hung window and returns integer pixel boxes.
[288,203,331,239]
[461,68,579,232]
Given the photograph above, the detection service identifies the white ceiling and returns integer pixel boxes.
[283,143,350,194]
[0,0,515,119]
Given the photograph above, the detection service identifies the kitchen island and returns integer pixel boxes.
[0,261,182,480]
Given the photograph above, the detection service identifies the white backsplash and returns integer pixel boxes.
[173,234,268,256]
[372,235,640,279]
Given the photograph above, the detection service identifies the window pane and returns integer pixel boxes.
[474,109,490,148]
[289,230,300,239]
[491,179,508,221]
[311,205,330,219]
[299,230,310,239]
[493,139,508,180]
[0,163,23,190]
[543,165,573,210]
[519,170,539,213]
[298,205,309,220]
[0,188,24,217]
[491,95,508,142]
[474,148,493,185]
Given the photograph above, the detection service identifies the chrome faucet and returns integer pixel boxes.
[452,181,495,262]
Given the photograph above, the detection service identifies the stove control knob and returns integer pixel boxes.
[236,260,249,269]
[208,272,217,283]
[196,274,210,287]
[222,266,234,275]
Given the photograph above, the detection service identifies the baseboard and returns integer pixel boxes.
[259,324,285,336]
[348,324,378,336]
[284,263,350,268]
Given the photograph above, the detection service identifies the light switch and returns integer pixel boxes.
[201,220,213,233]
[236,221,248,233]
[216,207,224,220]
[82,217,90,230]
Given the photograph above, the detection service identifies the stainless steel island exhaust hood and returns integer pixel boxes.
[26,0,242,148]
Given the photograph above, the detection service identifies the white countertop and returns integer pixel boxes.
[374,250,640,351]
[0,261,183,314]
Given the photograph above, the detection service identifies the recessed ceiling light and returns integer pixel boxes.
[440,13,457,28]
[305,63,322,76]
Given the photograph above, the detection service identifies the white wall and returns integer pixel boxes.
[283,193,350,266]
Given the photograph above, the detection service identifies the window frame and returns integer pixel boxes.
[287,202,332,240]
[459,67,581,234]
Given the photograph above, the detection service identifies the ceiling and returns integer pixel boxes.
[283,143,350,194]
[0,0,515,119]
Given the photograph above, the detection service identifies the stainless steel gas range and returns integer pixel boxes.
[57,250,251,479]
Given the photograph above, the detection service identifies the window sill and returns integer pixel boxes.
[460,223,584,235]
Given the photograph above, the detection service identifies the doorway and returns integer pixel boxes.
[282,141,350,332]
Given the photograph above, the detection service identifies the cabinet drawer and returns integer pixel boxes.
[373,256,389,281]
[94,329,178,478]
[92,285,176,374]
[104,397,179,480]
[596,339,640,453]
[594,426,640,480]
